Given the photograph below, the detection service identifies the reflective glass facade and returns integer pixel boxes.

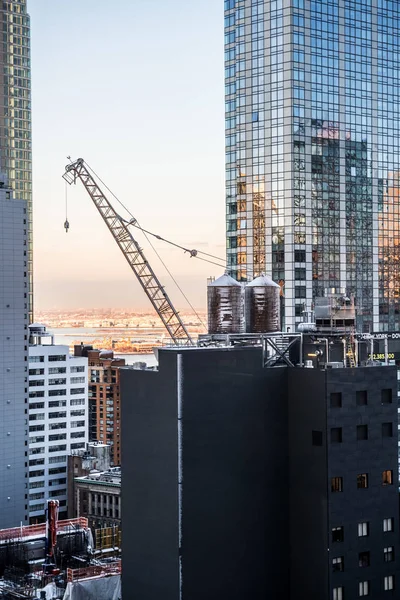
[225,0,400,332]
[1,0,32,319]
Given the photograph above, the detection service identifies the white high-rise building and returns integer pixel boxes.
[28,325,88,522]
[0,181,29,528]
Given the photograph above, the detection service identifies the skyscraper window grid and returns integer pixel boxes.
[225,0,400,332]
[1,0,32,319]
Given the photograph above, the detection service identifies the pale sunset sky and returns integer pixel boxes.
[31,0,225,312]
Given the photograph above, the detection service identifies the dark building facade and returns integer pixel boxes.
[121,347,399,600]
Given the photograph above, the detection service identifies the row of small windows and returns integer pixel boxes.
[333,575,394,598]
[330,388,392,406]
[30,357,85,370]
[28,400,85,412]
[29,367,84,376]
[333,546,394,572]
[332,518,394,543]
[331,470,393,492]
[313,423,394,446]
[29,388,86,398]
[330,422,394,443]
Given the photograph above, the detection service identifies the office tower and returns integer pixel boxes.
[28,325,88,523]
[224,0,400,333]
[1,1,32,319]
[0,181,28,528]
[74,346,124,466]
[120,347,399,599]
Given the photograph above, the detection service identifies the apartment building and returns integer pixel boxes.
[74,346,123,466]
[28,324,88,523]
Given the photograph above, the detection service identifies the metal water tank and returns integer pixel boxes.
[207,274,243,334]
[245,274,281,333]
[99,349,114,360]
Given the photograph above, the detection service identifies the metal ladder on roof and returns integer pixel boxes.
[346,332,356,368]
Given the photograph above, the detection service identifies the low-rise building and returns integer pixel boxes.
[75,467,121,531]
[67,442,112,519]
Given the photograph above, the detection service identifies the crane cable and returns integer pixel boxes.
[128,222,226,267]
[64,181,70,233]
[82,161,225,267]
[83,161,211,331]
[124,221,225,269]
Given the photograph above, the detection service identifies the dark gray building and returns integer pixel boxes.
[121,347,399,600]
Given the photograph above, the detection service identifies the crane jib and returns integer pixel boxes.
[62,158,194,346]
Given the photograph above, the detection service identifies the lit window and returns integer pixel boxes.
[332,557,344,572]
[384,576,394,591]
[382,470,393,486]
[383,518,394,533]
[359,581,369,596]
[358,522,369,537]
[384,547,394,562]
[331,477,343,493]
[333,587,344,600]
[357,473,368,489]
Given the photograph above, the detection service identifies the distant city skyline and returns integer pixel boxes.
[30,0,225,313]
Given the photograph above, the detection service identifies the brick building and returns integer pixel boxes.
[74,346,123,466]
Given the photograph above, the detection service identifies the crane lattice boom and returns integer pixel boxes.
[63,158,193,346]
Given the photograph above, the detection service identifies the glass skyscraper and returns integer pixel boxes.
[1,0,32,319]
[225,0,400,333]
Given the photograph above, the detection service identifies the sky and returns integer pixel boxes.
[30,0,225,312]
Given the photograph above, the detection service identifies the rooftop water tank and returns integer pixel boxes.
[99,350,114,359]
[207,274,243,334]
[245,274,281,333]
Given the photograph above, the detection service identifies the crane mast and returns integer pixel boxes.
[63,158,193,346]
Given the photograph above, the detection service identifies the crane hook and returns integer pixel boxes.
[64,180,69,233]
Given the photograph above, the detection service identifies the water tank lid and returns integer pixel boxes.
[208,273,242,287]
[247,274,280,288]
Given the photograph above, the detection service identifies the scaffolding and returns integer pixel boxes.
[66,560,121,583]
[94,527,121,553]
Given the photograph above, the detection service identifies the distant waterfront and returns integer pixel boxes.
[50,327,159,367]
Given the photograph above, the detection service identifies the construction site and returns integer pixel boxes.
[0,501,121,599]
